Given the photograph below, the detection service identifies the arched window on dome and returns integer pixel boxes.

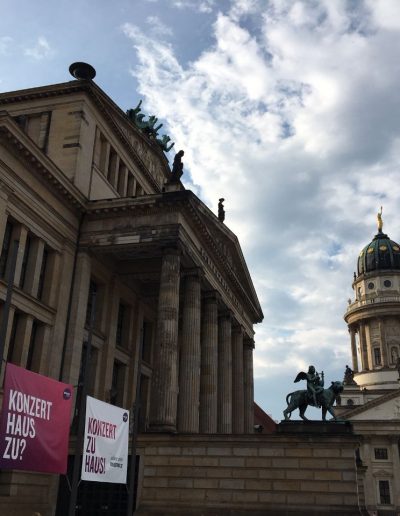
[373,347,382,366]
[390,346,399,365]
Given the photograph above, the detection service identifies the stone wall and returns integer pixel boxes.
[136,430,362,516]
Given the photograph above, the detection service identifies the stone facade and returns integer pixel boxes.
[0,75,262,514]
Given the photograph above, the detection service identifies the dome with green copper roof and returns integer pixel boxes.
[357,210,400,275]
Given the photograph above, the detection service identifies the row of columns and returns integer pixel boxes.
[349,318,392,372]
[149,248,255,434]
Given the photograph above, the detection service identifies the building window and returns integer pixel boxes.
[374,448,388,460]
[379,480,391,505]
[368,282,375,289]
[7,312,20,363]
[37,247,48,301]
[142,320,153,364]
[374,348,382,366]
[19,234,32,289]
[0,221,13,279]
[391,346,399,365]
[384,279,392,288]
[85,280,98,327]
[116,303,128,348]
[26,320,38,371]
[110,361,125,406]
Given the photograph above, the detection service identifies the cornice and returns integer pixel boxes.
[341,388,400,418]
[0,112,86,212]
[0,80,171,193]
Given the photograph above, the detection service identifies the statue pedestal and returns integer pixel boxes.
[277,420,353,435]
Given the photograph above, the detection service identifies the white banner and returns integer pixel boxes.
[81,396,129,484]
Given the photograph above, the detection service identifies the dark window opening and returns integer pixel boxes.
[379,480,391,505]
[0,221,13,279]
[37,248,48,300]
[375,448,388,460]
[19,234,32,289]
[110,361,125,407]
[7,312,20,364]
[85,280,98,327]
[374,348,382,366]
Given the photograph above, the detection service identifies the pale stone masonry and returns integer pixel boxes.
[136,433,360,515]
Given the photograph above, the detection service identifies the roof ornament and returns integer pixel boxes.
[377,206,383,233]
[69,62,96,80]
[126,100,175,152]
[218,198,225,223]
[170,150,184,182]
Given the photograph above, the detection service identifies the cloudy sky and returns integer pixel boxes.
[2,0,400,420]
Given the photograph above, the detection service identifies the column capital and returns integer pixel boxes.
[202,290,220,303]
[162,245,182,257]
[218,308,233,322]
[244,337,255,349]
[182,267,203,281]
[232,322,245,336]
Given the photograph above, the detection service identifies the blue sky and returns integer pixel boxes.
[2,0,400,421]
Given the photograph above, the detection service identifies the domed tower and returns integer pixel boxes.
[344,209,400,393]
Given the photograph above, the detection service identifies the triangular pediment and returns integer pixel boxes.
[343,389,400,420]
[186,193,263,323]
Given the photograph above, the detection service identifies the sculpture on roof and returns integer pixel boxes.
[218,198,225,222]
[126,100,175,152]
[170,150,184,182]
[377,206,383,233]
[343,365,356,385]
[283,366,344,421]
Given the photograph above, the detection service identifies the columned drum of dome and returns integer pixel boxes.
[345,210,400,390]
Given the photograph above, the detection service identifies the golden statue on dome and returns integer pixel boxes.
[377,206,383,233]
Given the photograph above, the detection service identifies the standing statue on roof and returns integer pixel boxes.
[377,206,383,233]
[170,150,184,182]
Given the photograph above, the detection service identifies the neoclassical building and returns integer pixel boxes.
[337,214,400,515]
[0,65,262,515]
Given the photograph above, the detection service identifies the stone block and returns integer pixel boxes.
[205,489,233,502]
[155,466,182,477]
[144,456,170,466]
[259,447,285,457]
[180,466,205,478]
[219,479,245,490]
[180,489,206,501]
[273,480,301,491]
[168,478,194,488]
[219,457,245,467]
[143,477,168,488]
[194,457,219,467]
[144,467,157,477]
[169,456,194,466]
[300,458,327,468]
[285,448,313,457]
[300,480,329,492]
[245,479,273,490]
[155,488,181,500]
[328,482,356,493]
[286,469,313,480]
[315,493,344,505]
[232,491,259,503]
[313,448,341,458]
[207,447,232,456]
[259,469,285,479]
[207,468,232,478]
[194,479,219,489]
[232,468,259,479]
[245,457,272,468]
[327,459,353,470]
[233,447,258,456]
[313,470,342,481]
[181,447,206,456]
[271,458,299,468]
[258,492,286,504]
[158,446,181,455]
[286,492,315,505]
[342,471,356,481]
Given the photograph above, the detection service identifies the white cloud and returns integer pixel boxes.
[123,0,400,418]
[24,36,54,60]
[170,0,216,13]
[146,16,173,38]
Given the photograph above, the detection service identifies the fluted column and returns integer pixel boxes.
[349,326,358,372]
[218,311,232,434]
[378,318,389,366]
[359,322,369,371]
[200,291,219,433]
[178,269,201,433]
[232,325,245,434]
[243,338,255,434]
[149,248,181,432]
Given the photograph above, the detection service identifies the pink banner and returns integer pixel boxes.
[0,363,73,474]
